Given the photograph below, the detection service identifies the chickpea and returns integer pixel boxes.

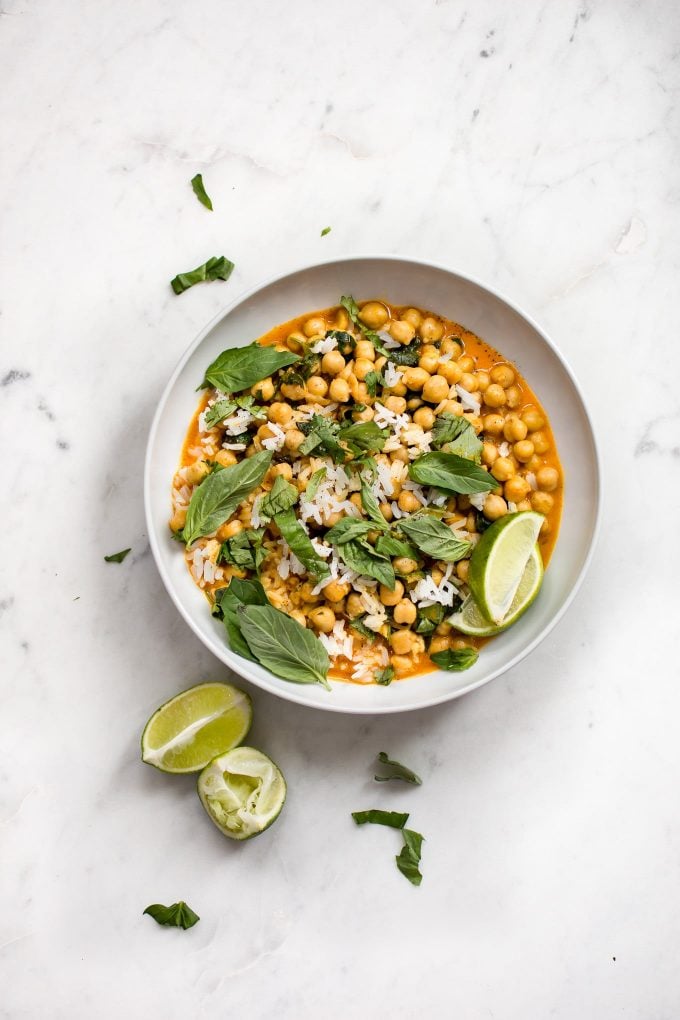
[419,317,444,342]
[354,357,375,381]
[359,301,389,329]
[350,339,373,362]
[398,490,421,513]
[435,621,453,636]
[536,466,559,491]
[490,364,515,388]
[257,423,277,441]
[380,580,404,606]
[390,654,413,675]
[186,460,211,485]
[484,383,507,409]
[431,567,444,585]
[271,462,293,480]
[390,319,416,345]
[286,330,306,352]
[324,580,351,603]
[299,582,321,603]
[540,518,551,537]
[322,350,346,375]
[305,376,327,400]
[513,440,535,463]
[353,406,375,422]
[483,413,505,435]
[504,475,531,503]
[391,448,410,464]
[346,593,364,617]
[384,395,407,414]
[390,381,408,396]
[459,372,479,393]
[401,307,423,329]
[329,377,350,403]
[413,407,435,430]
[526,454,543,473]
[521,407,545,432]
[379,502,394,521]
[170,508,187,532]
[352,380,370,404]
[402,366,430,391]
[217,518,244,541]
[441,338,462,359]
[394,599,417,625]
[451,639,470,651]
[422,375,450,404]
[476,370,490,391]
[491,457,515,482]
[393,557,419,575]
[516,498,532,512]
[429,635,452,655]
[441,399,464,415]
[466,513,478,532]
[456,559,470,582]
[281,382,306,401]
[531,431,550,455]
[503,415,527,442]
[303,315,326,338]
[333,308,350,330]
[482,442,498,466]
[439,360,463,384]
[349,492,363,511]
[531,490,554,514]
[290,609,307,628]
[457,355,474,373]
[214,449,238,468]
[309,605,336,633]
[390,629,417,655]
[284,428,306,452]
[253,377,275,401]
[322,510,343,527]
[419,353,439,374]
[505,385,522,409]
[268,401,293,425]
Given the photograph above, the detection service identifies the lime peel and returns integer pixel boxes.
[450,544,543,636]
[468,511,544,625]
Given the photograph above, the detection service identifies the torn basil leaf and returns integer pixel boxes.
[349,616,377,642]
[143,901,200,929]
[299,415,346,461]
[338,420,388,455]
[430,647,479,671]
[190,173,213,211]
[202,343,299,393]
[219,528,266,573]
[214,577,269,661]
[364,369,385,397]
[396,828,424,886]
[104,548,131,563]
[335,539,395,590]
[375,665,395,685]
[258,475,298,522]
[304,467,326,502]
[408,452,496,495]
[360,478,390,531]
[203,398,237,428]
[374,751,422,785]
[351,809,409,829]
[171,256,234,295]
[237,604,330,688]
[320,226,331,236]
[386,341,421,366]
[415,602,445,635]
[432,413,483,463]
[399,515,472,562]
[275,508,330,581]
[375,534,419,561]
[325,518,375,545]
[183,451,272,544]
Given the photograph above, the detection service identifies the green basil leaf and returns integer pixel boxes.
[336,539,396,590]
[238,604,330,688]
[143,901,200,929]
[375,534,419,560]
[375,665,395,686]
[399,515,472,562]
[338,420,388,454]
[325,329,356,354]
[364,370,385,398]
[258,475,298,522]
[104,548,131,563]
[320,226,331,236]
[430,647,479,671]
[190,173,213,211]
[203,398,237,429]
[274,508,330,581]
[183,450,272,544]
[396,829,424,886]
[408,452,496,495]
[348,616,377,642]
[324,518,375,545]
[432,413,483,462]
[299,415,346,461]
[360,478,390,531]
[351,810,409,829]
[415,602,445,635]
[219,528,266,573]
[305,467,326,502]
[281,347,320,386]
[386,342,421,366]
[338,295,387,355]
[202,343,299,393]
[215,577,269,661]
[374,751,422,785]
[171,256,234,295]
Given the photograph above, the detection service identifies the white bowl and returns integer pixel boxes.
[145,256,601,714]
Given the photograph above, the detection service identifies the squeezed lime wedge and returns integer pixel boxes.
[197,747,286,841]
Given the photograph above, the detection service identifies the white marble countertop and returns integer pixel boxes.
[2,1,679,1016]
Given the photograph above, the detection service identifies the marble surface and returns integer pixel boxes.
[1,0,679,1016]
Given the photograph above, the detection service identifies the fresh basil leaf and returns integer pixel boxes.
[408,452,496,495]
[375,534,419,560]
[386,342,421,367]
[202,343,299,393]
[364,370,385,398]
[432,414,483,463]
[336,539,395,590]
[338,420,388,455]
[415,602,445,635]
[299,415,346,461]
[281,347,320,386]
[374,751,422,785]
[360,479,390,531]
[204,398,237,429]
[305,467,326,502]
[350,453,377,478]
[143,901,200,929]
[375,665,395,686]
[104,548,131,563]
[396,828,424,886]
[238,604,330,688]
[399,515,472,562]
[171,256,234,295]
[340,294,362,326]
[325,329,356,354]
[258,475,298,522]
[219,528,266,573]
[321,225,331,236]
[183,451,272,544]
[190,173,213,211]
[430,647,479,671]
[325,517,375,544]
[275,508,330,581]
[215,577,269,660]
[351,809,409,829]
[349,616,377,642]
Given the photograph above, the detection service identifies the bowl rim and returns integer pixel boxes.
[144,253,602,714]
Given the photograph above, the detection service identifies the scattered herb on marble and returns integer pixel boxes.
[351,809,409,829]
[143,901,200,930]
[321,226,331,236]
[396,829,424,886]
[374,752,422,785]
[190,173,213,211]
[104,548,131,563]
[171,255,234,295]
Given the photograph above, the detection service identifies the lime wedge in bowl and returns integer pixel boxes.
[451,544,543,636]
[468,511,544,625]
[141,682,252,774]
[198,747,286,840]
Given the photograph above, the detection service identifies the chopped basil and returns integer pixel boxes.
[396,829,424,886]
[335,539,395,590]
[432,413,482,462]
[364,369,385,397]
[349,616,377,642]
[375,534,419,561]
[385,342,421,367]
[171,256,234,295]
[281,348,321,387]
[325,329,356,355]
[351,809,409,829]
[143,901,200,929]
[374,751,422,785]
[339,295,389,355]
[304,467,326,502]
[203,398,237,429]
[375,665,395,685]
[430,647,479,671]
[237,604,330,688]
[214,577,269,661]
[219,528,266,573]
[408,452,496,495]
[104,548,131,563]
[360,478,390,531]
[201,343,299,393]
[258,475,298,522]
[275,508,330,581]
[190,173,213,211]
[320,226,331,236]
[338,420,388,455]
[183,451,272,544]
[416,603,446,635]
[324,518,375,544]
[400,515,472,562]
[299,415,346,461]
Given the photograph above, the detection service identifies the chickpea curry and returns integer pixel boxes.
[170,297,563,689]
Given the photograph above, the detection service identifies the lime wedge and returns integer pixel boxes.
[451,544,543,636]
[468,511,544,624]
[197,747,286,841]
[141,682,252,774]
